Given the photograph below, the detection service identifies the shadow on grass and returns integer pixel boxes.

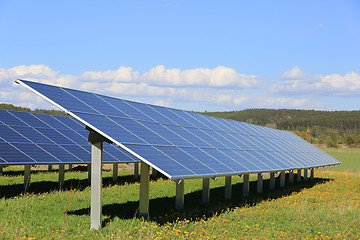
[0,174,140,199]
[68,173,332,226]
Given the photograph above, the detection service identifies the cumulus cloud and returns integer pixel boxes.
[273,67,360,96]
[0,64,344,111]
[0,64,261,110]
[281,66,308,80]
[142,65,259,88]
[79,67,139,83]
[153,100,170,107]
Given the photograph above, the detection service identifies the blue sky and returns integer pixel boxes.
[0,0,359,111]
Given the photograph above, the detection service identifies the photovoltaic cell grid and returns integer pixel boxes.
[16,79,340,180]
[0,109,139,165]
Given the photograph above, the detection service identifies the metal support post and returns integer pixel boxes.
[0,165,3,173]
[86,126,110,230]
[24,165,31,192]
[280,171,286,188]
[151,168,157,178]
[48,165,52,171]
[257,173,263,194]
[176,180,184,210]
[297,169,302,182]
[289,170,294,184]
[59,164,65,189]
[310,168,314,180]
[202,178,210,204]
[269,172,275,190]
[304,168,308,181]
[68,164,73,171]
[112,163,118,183]
[243,174,249,197]
[225,176,232,199]
[134,162,139,179]
[90,141,103,230]
[87,164,91,185]
[139,161,150,218]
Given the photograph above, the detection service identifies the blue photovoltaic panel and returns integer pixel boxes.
[16,79,340,179]
[0,109,139,165]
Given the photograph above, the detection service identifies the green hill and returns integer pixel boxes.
[203,109,360,133]
[202,109,360,146]
[0,103,67,116]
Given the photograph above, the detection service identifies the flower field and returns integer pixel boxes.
[0,148,359,239]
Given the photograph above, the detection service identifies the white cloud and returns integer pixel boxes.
[77,65,259,88]
[142,65,259,88]
[1,64,260,110]
[79,66,139,83]
[274,67,360,96]
[281,66,307,80]
[153,100,170,107]
[1,64,350,111]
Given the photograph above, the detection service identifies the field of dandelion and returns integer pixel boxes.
[0,147,360,239]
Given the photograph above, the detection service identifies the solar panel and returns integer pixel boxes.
[0,109,139,165]
[16,79,340,180]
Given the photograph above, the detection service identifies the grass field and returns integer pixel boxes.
[322,147,360,172]
[0,147,359,239]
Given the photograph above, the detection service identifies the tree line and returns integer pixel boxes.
[0,103,67,116]
[203,109,360,147]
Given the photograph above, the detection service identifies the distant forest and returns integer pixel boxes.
[0,103,67,116]
[203,109,360,147]
[1,103,359,147]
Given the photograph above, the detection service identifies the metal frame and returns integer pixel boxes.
[280,171,286,188]
[225,176,232,199]
[24,165,31,192]
[310,168,314,180]
[289,170,294,184]
[139,161,150,218]
[202,178,210,204]
[113,163,118,183]
[90,141,103,230]
[297,169,302,182]
[257,173,263,194]
[243,174,249,197]
[59,164,65,189]
[269,172,275,190]
[176,180,184,209]
[304,168,308,181]
[134,162,139,179]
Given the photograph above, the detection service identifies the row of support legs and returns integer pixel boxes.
[21,162,140,194]
[172,168,315,211]
[18,165,314,196]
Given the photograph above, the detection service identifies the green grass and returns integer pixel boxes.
[321,147,360,172]
[0,148,360,239]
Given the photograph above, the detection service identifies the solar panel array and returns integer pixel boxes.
[16,79,340,180]
[0,109,139,165]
